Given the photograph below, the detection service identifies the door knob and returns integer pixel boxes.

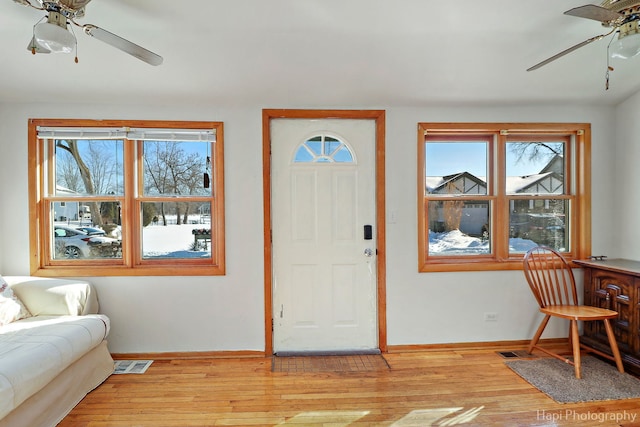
[364,248,374,257]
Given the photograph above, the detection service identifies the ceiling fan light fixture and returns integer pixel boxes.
[27,35,51,54]
[611,32,640,58]
[33,21,76,53]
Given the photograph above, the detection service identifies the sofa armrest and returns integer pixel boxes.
[4,276,99,316]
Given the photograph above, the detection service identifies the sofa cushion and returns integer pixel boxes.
[0,276,30,326]
[5,277,98,316]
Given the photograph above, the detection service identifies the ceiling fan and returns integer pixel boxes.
[527,0,640,72]
[12,0,163,66]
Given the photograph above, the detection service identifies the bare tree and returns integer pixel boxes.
[85,142,119,195]
[143,141,205,225]
[509,142,563,165]
[56,140,104,225]
[56,140,122,226]
[56,150,82,192]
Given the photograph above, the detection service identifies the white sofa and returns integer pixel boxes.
[0,276,114,427]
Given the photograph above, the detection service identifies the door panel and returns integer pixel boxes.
[271,118,377,353]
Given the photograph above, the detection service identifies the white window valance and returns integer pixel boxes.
[37,127,216,142]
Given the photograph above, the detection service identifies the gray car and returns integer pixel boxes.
[54,225,120,258]
[75,226,107,236]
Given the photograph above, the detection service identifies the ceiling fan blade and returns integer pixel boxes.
[83,24,163,66]
[527,32,611,71]
[564,4,623,23]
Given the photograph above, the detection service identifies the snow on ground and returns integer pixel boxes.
[63,220,540,259]
[57,216,212,259]
[142,222,211,258]
[429,229,538,254]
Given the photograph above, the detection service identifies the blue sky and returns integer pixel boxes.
[426,142,558,177]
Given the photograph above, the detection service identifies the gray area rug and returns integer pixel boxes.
[506,356,640,403]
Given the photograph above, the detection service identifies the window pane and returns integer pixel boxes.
[141,202,212,259]
[428,200,490,255]
[52,204,122,260]
[325,136,342,154]
[142,141,212,197]
[55,139,124,196]
[294,135,354,163]
[294,146,314,162]
[306,137,322,156]
[332,146,354,162]
[425,142,487,195]
[509,199,568,253]
[506,141,564,195]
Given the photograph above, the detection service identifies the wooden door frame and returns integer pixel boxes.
[262,109,387,356]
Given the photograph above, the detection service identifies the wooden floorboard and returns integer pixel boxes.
[59,346,640,426]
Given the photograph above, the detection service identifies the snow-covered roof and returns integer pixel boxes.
[425,172,487,193]
[426,172,557,194]
[426,155,564,194]
[55,184,79,196]
[505,172,554,194]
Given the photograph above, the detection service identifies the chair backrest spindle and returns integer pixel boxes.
[523,246,578,308]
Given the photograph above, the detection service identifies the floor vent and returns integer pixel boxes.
[113,360,153,374]
[497,350,538,359]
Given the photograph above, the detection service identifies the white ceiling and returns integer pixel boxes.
[2,0,640,107]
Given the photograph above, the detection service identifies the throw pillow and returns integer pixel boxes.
[0,276,31,326]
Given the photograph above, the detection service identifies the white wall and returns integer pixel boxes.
[0,102,616,353]
[385,106,616,345]
[613,91,640,260]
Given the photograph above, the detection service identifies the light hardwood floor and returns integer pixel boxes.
[59,346,640,427]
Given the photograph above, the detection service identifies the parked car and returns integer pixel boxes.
[75,226,106,236]
[54,225,120,259]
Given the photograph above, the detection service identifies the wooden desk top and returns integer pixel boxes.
[574,258,640,277]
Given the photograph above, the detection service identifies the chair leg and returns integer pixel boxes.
[571,320,582,379]
[567,326,573,348]
[603,319,624,373]
[528,315,551,354]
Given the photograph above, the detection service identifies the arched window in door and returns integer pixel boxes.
[294,135,354,163]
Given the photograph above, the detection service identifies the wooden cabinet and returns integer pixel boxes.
[574,258,640,375]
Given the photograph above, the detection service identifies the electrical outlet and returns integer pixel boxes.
[484,312,498,322]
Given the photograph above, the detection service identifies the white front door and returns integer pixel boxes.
[271,118,378,353]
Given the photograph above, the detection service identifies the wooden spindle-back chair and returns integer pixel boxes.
[523,246,624,378]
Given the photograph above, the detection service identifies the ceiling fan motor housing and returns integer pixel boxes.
[46,11,68,29]
[42,0,86,19]
[602,0,640,13]
[617,6,640,38]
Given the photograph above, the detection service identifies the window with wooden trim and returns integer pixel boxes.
[28,119,225,277]
[418,123,590,272]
